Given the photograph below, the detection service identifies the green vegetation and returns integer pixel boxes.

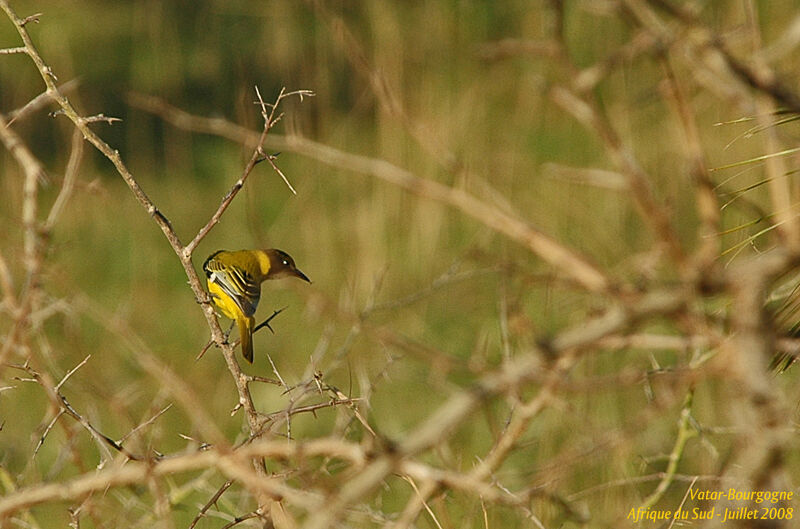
[2,1,800,528]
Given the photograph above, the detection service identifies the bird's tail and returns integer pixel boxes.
[237,315,255,363]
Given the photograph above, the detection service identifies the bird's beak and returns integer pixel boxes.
[293,268,311,283]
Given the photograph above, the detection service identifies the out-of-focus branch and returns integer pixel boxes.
[628,0,800,252]
[745,2,800,253]
[659,55,721,271]
[0,0,305,450]
[549,86,688,272]
[0,438,366,519]
[183,87,308,257]
[645,0,800,113]
[0,111,48,369]
[73,294,228,447]
[475,38,560,61]
[302,287,687,529]
[0,7,312,524]
[129,94,615,295]
[7,78,80,125]
[0,1,184,255]
[724,249,793,484]
[638,389,696,510]
[11,360,143,462]
[308,0,458,172]
[538,7,690,274]
[0,113,46,275]
[43,129,84,230]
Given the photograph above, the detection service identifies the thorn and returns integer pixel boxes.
[254,307,286,334]
[81,113,122,125]
[20,13,42,26]
[43,66,57,81]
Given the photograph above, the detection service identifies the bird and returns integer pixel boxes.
[203,249,310,363]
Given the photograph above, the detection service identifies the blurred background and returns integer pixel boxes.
[2,1,800,527]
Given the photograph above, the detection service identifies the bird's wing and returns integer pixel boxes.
[205,260,261,317]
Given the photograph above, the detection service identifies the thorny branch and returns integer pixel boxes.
[0,0,320,524]
[3,1,800,528]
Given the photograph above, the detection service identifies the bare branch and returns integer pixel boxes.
[79,113,122,125]
[183,86,305,255]
[55,355,90,392]
[44,128,84,230]
[118,404,173,446]
[0,438,366,519]
[189,480,233,529]
[7,78,80,125]
[131,95,615,295]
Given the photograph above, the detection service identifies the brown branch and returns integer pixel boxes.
[645,0,800,113]
[658,54,721,271]
[7,78,80,125]
[189,480,233,529]
[390,287,690,527]
[572,30,662,93]
[73,294,227,447]
[308,1,459,172]
[542,13,690,275]
[0,113,46,272]
[118,404,173,447]
[183,86,308,256]
[549,86,688,272]
[0,1,183,255]
[743,3,800,252]
[129,95,615,295]
[0,111,48,368]
[10,361,140,461]
[0,9,315,521]
[43,128,84,230]
[629,0,800,251]
[302,288,687,528]
[724,249,793,481]
[0,438,366,519]
[219,512,259,529]
[0,251,18,311]
[182,88,271,257]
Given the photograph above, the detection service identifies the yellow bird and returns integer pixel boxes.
[203,249,310,363]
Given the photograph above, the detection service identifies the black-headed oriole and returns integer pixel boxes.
[203,249,310,362]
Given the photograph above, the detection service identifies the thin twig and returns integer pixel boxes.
[189,480,233,529]
[7,78,80,125]
[79,113,122,125]
[253,307,286,334]
[0,438,368,518]
[118,404,173,446]
[33,409,64,458]
[666,476,699,529]
[44,128,84,229]
[130,95,615,295]
[219,511,259,529]
[183,86,308,256]
[0,8,312,512]
[639,389,697,509]
[55,354,91,392]
[182,89,274,257]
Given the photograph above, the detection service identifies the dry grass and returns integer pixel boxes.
[2,1,800,528]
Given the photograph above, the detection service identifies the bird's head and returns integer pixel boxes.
[262,249,311,283]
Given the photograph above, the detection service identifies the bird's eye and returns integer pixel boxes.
[283,260,289,266]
